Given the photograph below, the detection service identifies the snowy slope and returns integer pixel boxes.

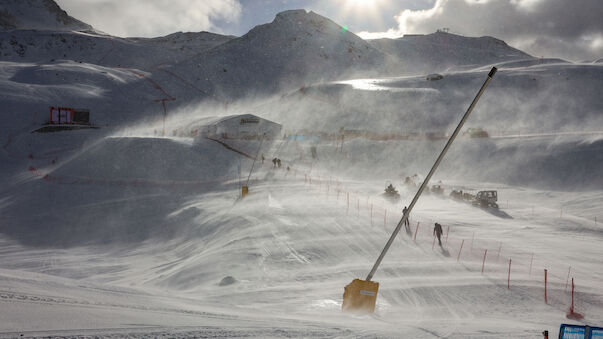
[0,30,235,70]
[0,2,602,338]
[0,0,91,32]
[370,31,534,74]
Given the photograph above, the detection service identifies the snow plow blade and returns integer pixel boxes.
[342,279,379,313]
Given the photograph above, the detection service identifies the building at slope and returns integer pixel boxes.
[190,114,281,140]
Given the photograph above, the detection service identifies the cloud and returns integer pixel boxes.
[360,0,603,62]
[56,0,242,37]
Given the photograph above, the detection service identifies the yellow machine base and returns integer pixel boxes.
[241,186,249,198]
[342,278,379,313]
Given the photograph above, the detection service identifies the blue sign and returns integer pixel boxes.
[559,324,603,339]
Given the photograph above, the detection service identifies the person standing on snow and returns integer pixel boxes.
[434,222,443,247]
[402,206,410,232]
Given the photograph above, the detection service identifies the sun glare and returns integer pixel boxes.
[346,0,378,8]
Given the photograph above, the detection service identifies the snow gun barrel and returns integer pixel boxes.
[342,67,497,314]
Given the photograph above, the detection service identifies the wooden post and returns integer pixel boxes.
[481,249,487,274]
[413,222,420,242]
[457,239,465,262]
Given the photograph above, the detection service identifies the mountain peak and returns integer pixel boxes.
[0,0,92,32]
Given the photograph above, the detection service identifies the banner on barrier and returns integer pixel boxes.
[559,324,603,339]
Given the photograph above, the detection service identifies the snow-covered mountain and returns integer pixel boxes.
[370,31,534,73]
[0,29,235,69]
[156,9,390,99]
[0,0,91,32]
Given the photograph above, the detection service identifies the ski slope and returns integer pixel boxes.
[1,131,602,337]
[0,2,602,337]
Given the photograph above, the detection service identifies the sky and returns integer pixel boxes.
[55,0,603,62]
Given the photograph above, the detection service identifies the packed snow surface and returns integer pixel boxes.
[1,3,602,338]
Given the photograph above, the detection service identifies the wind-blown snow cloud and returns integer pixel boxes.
[358,0,603,62]
[56,0,242,37]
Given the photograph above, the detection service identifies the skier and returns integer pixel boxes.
[402,206,410,233]
[434,222,443,247]
[272,157,277,168]
[277,158,282,168]
[261,153,265,164]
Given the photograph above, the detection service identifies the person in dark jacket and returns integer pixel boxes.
[402,206,410,234]
[434,222,443,247]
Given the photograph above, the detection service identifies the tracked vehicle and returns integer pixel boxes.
[472,190,498,208]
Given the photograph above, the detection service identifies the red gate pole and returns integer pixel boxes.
[507,258,512,289]
[413,222,420,242]
[565,266,571,292]
[570,278,576,313]
[471,231,475,252]
[529,253,534,276]
[357,198,360,218]
[544,269,548,304]
[445,225,450,244]
[457,239,465,262]
[496,242,502,261]
[481,249,487,274]
[432,236,436,249]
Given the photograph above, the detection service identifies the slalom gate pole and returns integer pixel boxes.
[457,239,465,262]
[364,67,497,282]
[544,269,548,304]
[565,266,571,292]
[507,259,512,289]
[481,249,487,274]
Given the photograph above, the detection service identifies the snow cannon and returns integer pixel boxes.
[342,67,497,315]
[341,279,379,313]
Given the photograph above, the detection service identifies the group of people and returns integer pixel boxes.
[402,206,444,247]
[272,157,282,168]
[260,154,289,171]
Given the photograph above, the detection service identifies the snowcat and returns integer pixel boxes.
[382,182,400,202]
[472,190,498,208]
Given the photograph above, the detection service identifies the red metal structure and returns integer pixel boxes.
[49,107,90,125]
